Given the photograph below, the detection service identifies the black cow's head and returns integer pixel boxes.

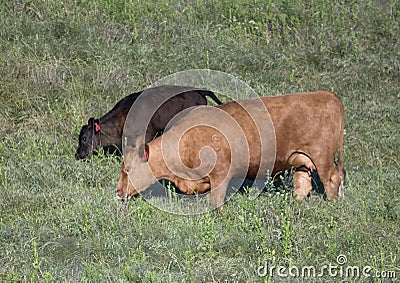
[75,118,101,159]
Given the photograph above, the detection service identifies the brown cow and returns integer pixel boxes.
[116,91,345,210]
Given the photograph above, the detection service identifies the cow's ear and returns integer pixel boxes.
[135,136,145,149]
[138,143,149,162]
[88,118,95,127]
[94,120,101,133]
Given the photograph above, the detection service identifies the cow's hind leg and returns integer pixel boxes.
[336,159,346,198]
[319,166,342,200]
[288,152,316,200]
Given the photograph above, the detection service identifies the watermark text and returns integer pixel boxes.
[257,255,397,280]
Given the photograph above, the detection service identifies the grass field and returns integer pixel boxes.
[1,0,399,282]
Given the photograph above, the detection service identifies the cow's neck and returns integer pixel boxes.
[95,92,141,149]
[98,116,124,147]
[148,139,174,181]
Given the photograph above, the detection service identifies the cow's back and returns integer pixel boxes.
[262,91,344,173]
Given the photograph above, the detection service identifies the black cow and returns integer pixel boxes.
[75,85,223,159]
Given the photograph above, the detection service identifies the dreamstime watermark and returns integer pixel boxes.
[257,254,397,280]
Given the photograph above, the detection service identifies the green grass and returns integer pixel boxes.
[1,0,399,281]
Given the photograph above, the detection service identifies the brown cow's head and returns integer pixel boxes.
[115,161,138,199]
[75,118,101,159]
[115,145,156,199]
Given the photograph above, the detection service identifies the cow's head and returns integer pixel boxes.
[115,161,138,199]
[75,118,101,159]
[115,145,156,199]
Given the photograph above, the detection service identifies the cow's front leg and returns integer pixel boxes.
[288,152,315,200]
[293,170,312,200]
[209,177,230,212]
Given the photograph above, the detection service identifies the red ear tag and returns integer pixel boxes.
[143,149,149,161]
[95,123,101,132]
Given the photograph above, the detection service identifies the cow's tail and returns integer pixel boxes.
[336,98,346,197]
[199,90,224,105]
